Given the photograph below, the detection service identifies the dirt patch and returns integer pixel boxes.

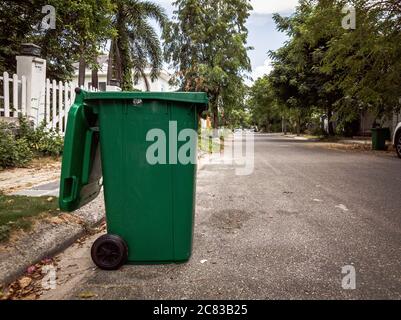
[0,158,61,194]
[306,142,397,156]
[209,209,251,232]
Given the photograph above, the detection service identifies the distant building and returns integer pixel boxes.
[72,55,177,92]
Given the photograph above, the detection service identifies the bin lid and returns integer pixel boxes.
[84,91,209,105]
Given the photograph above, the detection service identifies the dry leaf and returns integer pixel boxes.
[79,292,97,299]
[27,265,36,274]
[49,217,64,225]
[18,277,32,289]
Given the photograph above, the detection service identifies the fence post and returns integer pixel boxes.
[45,79,50,126]
[12,73,19,117]
[58,80,63,132]
[3,72,10,117]
[52,79,57,130]
[16,44,46,126]
[64,82,69,133]
[21,76,27,116]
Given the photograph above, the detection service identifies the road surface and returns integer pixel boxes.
[41,134,401,300]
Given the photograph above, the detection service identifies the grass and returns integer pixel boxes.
[0,194,59,243]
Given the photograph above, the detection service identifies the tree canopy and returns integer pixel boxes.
[249,0,401,135]
[0,0,115,81]
[163,0,253,127]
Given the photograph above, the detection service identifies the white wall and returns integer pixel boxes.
[72,68,177,92]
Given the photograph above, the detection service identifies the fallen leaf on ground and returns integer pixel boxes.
[49,217,65,225]
[79,292,97,299]
[18,277,32,289]
[47,197,54,202]
[27,266,36,274]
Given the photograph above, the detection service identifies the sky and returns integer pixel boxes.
[155,0,299,82]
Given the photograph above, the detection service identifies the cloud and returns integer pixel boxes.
[156,0,299,15]
[250,0,299,14]
[252,59,273,81]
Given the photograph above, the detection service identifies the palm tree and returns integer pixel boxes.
[107,0,167,91]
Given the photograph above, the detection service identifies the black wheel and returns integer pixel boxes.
[396,132,401,159]
[91,234,128,270]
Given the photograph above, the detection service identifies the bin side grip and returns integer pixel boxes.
[61,176,78,204]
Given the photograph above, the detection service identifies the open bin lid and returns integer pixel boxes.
[59,92,103,212]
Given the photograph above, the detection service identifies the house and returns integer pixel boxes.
[71,55,177,92]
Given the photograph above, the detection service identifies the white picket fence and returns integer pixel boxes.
[0,71,99,134]
[0,72,28,119]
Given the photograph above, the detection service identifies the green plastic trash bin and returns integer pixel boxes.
[371,128,390,151]
[59,89,208,270]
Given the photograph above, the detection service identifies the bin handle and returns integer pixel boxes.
[61,176,78,204]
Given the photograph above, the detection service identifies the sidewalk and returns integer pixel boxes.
[282,134,395,155]
[0,191,105,287]
[1,149,211,291]
[0,160,104,288]
[0,158,60,195]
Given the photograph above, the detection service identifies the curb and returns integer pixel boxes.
[0,194,105,287]
[282,134,320,142]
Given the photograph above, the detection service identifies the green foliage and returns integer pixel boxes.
[17,117,64,157]
[0,122,33,169]
[251,0,401,136]
[163,0,253,127]
[248,77,282,132]
[109,0,167,91]
[0,117,63,170]
[0,0,116,81]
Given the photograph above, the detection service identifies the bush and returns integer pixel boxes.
[0,117,64,170]
[0,225,11,242]
[17,117,64,157]
[0,122,33,169]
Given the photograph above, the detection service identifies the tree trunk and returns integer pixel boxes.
[327,106,335,136]
[297,115,301,136]
[282,117,287,135]
[78,56,86,88]
[213,109,219,129]
[116,9,133,91]
[140,68,150,91]
[107,41,114,85]
[91,67,99,90]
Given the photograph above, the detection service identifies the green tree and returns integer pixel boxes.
[269,1,348,135]
[322,0,401,124]
[107,0,167,91]
[0,1,41,73]
[0,0,115,82]
[248,77,278,132]
[267,0,401,136]
[163,0,253,127]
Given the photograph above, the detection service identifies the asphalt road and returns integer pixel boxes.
[41,134,401,300]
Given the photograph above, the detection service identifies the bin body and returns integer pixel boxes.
[59,91,208,264]
[371,128,389,151]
